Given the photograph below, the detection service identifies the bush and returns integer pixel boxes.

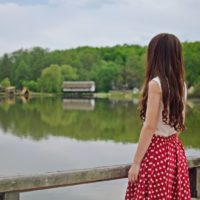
[1,77,11,88]
[193,82,200,97]
[22,80,39,92]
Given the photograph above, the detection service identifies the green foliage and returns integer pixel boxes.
[0,54,12,81]
[122,50,145,88]
[14,60,29,88]
[38,64,63,93]
[192,82,200,97]
[60,64,79,81]
[0,42,199,93]
[1,77,11,87]
[22,80,39,92]
[182,42,200,87]
[90,61,121,92]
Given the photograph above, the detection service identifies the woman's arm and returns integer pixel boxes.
[128,80,161,183]
[132,80,161,165]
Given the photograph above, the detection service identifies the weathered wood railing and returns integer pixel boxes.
[0,156,200,200]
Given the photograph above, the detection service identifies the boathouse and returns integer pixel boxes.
[62,81,95,93]
[5,86,16,96]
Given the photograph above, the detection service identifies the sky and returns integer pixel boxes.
[0,0,199,55]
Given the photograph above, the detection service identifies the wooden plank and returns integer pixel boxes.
[0,164,130,193]
[0,192,19,200]
[0,157,199,194]
[188,157,200,168]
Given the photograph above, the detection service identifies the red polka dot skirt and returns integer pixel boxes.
[124,133,191,200]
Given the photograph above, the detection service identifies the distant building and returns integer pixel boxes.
[21,87,30,98]
[62,81,95,93]
[132,87,139,94]
[0,85,6,92]
[6,86,16,96]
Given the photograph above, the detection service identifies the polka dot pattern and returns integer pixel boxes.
[125,133,191,200]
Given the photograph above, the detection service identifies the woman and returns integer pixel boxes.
[124,33,191,199]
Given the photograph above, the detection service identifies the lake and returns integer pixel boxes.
[0,96,199,200]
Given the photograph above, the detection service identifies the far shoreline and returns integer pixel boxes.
[0,90,199,101]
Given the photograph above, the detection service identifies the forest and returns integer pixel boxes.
[0,42,200,93]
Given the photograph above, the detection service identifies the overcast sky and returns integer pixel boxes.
[0,0,199,55]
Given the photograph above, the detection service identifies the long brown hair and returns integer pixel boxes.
[138,33,186,132]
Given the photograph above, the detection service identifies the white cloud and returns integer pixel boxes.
[0,0,200,55]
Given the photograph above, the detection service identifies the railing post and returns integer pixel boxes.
[197,167,200,198]
[190,167,197,197]
[0,192,19,200]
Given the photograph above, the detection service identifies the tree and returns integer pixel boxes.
[38,64,63,93]
[90,61,121,92]
[22,80,39,92]
[182,42,200,87]
[123,51,145,89]
[1,77,11,88]
[14,60,29,88]
[60,64,79,81]
[29,47,49,80]
[0,54,12,80]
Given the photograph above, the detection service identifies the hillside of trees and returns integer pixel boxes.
[0,42,199,93]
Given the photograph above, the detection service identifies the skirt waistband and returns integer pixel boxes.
[152,132,178,141]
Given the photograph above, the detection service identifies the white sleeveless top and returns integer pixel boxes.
[151,76,187,137]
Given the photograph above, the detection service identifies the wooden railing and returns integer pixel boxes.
[0,156,200,200]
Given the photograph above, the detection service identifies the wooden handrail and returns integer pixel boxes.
[0,156,200,200]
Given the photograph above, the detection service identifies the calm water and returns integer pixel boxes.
[0,96,199,200]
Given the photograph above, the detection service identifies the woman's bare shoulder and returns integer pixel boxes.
[148,79,162,94]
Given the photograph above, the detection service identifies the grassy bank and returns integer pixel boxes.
[94,90,140,100]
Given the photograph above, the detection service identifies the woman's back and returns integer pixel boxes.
[151,76,187,137]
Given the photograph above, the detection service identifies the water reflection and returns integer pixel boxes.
[0,96,199,148]
[62,98,95,111]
